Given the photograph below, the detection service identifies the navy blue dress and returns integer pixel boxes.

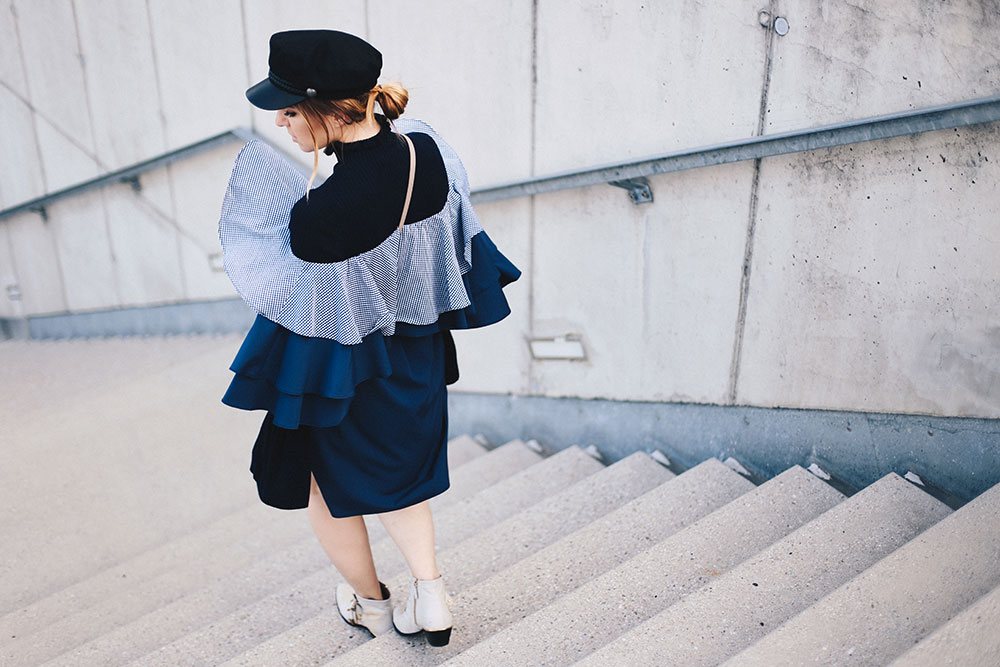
[219,118,519,517]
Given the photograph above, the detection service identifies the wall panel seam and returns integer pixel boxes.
[527,0,539,394]
[728,0,778,403]
[164,165,191,300]
[8,1,47,197]
[238,0,253,87]
[98,189,123,309]
[68,0,104,172]
[2,223,22,314]
[144,0,170,149]
[0,80,107,172]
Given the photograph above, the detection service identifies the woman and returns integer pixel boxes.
[218,30,519,647]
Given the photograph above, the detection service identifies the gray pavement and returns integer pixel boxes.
[0,335,256,615]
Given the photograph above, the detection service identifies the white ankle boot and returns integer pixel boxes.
[392,576,454,646]
[337,582,393,637]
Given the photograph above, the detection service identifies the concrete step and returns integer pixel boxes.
[423,451,673,595]
[447,464,846,667]
[227,451,671,667]
[0,335,242,427]
[721,480,1000,667]
[0,434,485,650]
[1,335,257,615]
[2,503,302,667]
[428,438,540,510]
[329,458,761,666]
[2,435,487,666]
[130,446,602,666]
[888,582,1000,667]
[444,434,490,470]
[0,502,276,642]
[576,473,950,667]
[36,439,539,667]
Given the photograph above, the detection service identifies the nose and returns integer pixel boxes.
[274,112,286,127]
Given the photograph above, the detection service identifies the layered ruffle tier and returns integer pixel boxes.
[222,228,519,429]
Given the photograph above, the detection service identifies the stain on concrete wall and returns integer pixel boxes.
[738,124,1000,417]
[765,0,1000,132]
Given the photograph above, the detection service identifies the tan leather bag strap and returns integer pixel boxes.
[398,134,416,231]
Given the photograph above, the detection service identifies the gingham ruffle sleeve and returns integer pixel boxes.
[218,119,512,344]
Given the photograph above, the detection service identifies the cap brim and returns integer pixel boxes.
[246,78,306,110]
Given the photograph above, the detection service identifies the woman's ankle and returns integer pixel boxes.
[355,581,386,600]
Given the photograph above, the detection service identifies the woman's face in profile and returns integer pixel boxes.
[275,108,330,152]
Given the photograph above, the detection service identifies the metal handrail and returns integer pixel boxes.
[470,94,1000,204]
[0,127,310,221]
[2,94,998,220]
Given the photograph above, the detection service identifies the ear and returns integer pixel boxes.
[320,115,342,143]
[317,110,342,126]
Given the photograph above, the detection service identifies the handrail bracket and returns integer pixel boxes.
[121,175,142,193]
[609,177,653,205]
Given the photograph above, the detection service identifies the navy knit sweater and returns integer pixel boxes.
[288,119,449,263]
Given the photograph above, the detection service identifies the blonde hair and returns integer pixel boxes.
[294,82,409,192]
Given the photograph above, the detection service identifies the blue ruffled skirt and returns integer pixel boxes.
[222,231,519,516]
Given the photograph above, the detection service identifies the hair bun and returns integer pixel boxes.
[375,82,408,120]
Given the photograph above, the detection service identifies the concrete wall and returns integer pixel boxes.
[1,1,998,422]
[451,0,1000,422]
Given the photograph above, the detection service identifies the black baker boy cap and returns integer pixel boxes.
[246,30,382,110]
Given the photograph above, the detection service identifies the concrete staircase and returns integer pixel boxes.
[2,336,998,666]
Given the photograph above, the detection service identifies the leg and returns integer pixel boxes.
[307,474,383,600]
[381,500,453,645]
[377,500,441,580]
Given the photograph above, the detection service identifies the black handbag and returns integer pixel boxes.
[250,413,312,510]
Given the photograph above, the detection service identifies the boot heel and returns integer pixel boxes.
[426,627,452,647]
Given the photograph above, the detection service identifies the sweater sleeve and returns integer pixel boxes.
[287,188,344,263]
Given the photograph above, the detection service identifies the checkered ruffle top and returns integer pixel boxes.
[218,119,484,344]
